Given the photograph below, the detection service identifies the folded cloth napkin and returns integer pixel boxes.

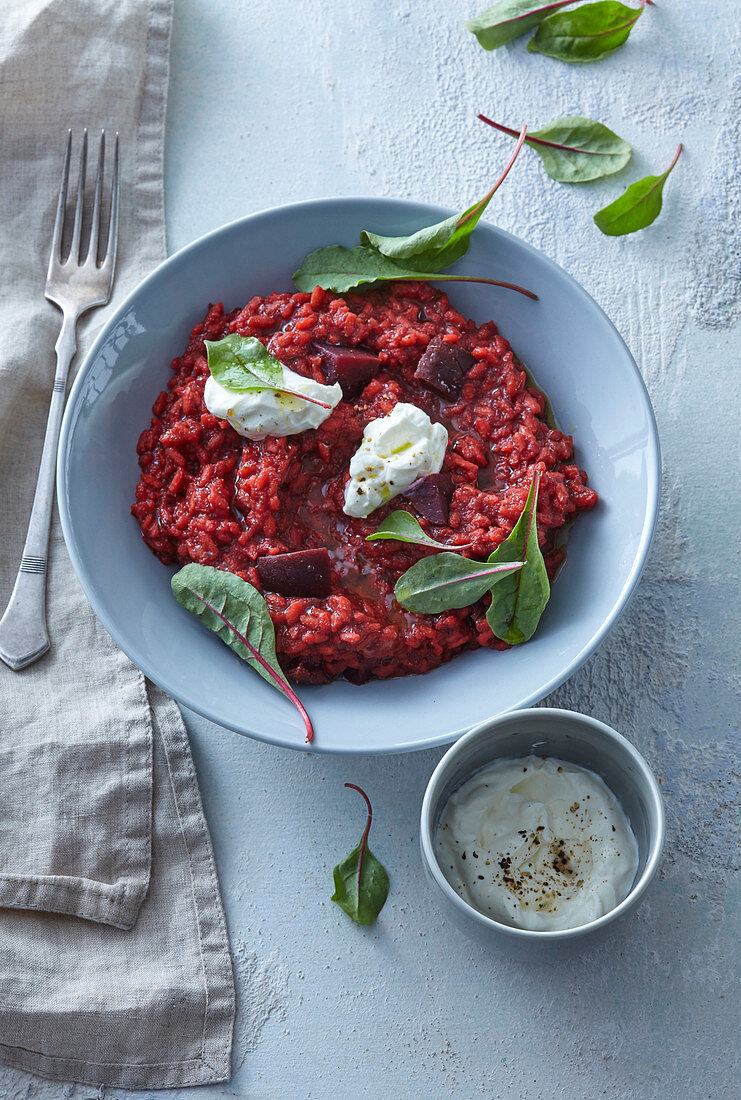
[0,0,236,1089]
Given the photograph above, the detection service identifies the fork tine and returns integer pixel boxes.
[68,128,88,264]
[101,133,119,274]
[47,130,72,276]
[86,130,105,264]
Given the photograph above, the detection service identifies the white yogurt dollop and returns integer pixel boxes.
[203,369,341,441]
[343,402,448,519]
[436,756,638,932]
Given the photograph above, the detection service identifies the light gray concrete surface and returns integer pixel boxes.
[4,1,738,1097]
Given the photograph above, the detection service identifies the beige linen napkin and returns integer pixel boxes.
[0,0,236,1088]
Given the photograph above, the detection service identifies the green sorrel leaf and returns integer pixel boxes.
[331,784,389,926]
[465,0,576,50]
[293,129,538,299]
[171,563,314,742]
[528,0,647,62]
[360,212,466,273]
[593,143,682,235]
[358,125,527,273]
[486,472,550,643]
[205,334,333,409]
[479,114,632,183]
[204,334,285,392]
[294,244,428,293]
[293,243,537,298]
[365,511,460,551]
[394,553,523,615]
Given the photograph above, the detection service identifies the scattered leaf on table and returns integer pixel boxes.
[465,0,577,50]
[593,143,682,236]
[332,784,389,926]
[528,0,650,63]
[479,114,632,183]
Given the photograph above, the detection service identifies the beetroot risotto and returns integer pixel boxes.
[132,282,597,685]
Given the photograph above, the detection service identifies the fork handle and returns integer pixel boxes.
[0,313,77,670]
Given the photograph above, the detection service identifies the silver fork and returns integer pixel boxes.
[0,129,119,670]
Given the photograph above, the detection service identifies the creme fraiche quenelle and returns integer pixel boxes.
[343,402,448,519]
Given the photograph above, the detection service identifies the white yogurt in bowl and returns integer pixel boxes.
[436,756,638,932]
[421,709,664,952]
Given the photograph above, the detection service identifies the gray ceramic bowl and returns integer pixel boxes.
[57,198,660,753]
[420,708,664,955]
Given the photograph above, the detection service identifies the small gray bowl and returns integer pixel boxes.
[420,708,664,956]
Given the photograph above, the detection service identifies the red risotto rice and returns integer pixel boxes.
[132,282,597,684]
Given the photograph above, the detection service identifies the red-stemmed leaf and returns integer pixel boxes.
[331,784,390,926]
[171,563,314,742]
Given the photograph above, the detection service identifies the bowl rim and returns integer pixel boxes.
[420,706,665,940]
[57,196,661,754]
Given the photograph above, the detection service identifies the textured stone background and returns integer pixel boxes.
[3,0,738,1097]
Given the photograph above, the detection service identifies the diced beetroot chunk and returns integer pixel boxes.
[414,340,475,400]
[256,548,332,598]
[403,473,454,525]
[344,666,373,685]
[313,341,380,400]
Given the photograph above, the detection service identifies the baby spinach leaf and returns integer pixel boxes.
[293,244,538,298]
[465,0,577,50]
[486,472,550,644]
[171,563,314,743]
[479,114,632,183]
[528,0,649,63]
[205,335,333,409]
[365,511,465,551]
[395,553,523,615]
[332,784,389,926]
[593,143,682,235]
[358,125,528,273]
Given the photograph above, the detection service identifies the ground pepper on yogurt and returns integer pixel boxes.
[132,281,597,684]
